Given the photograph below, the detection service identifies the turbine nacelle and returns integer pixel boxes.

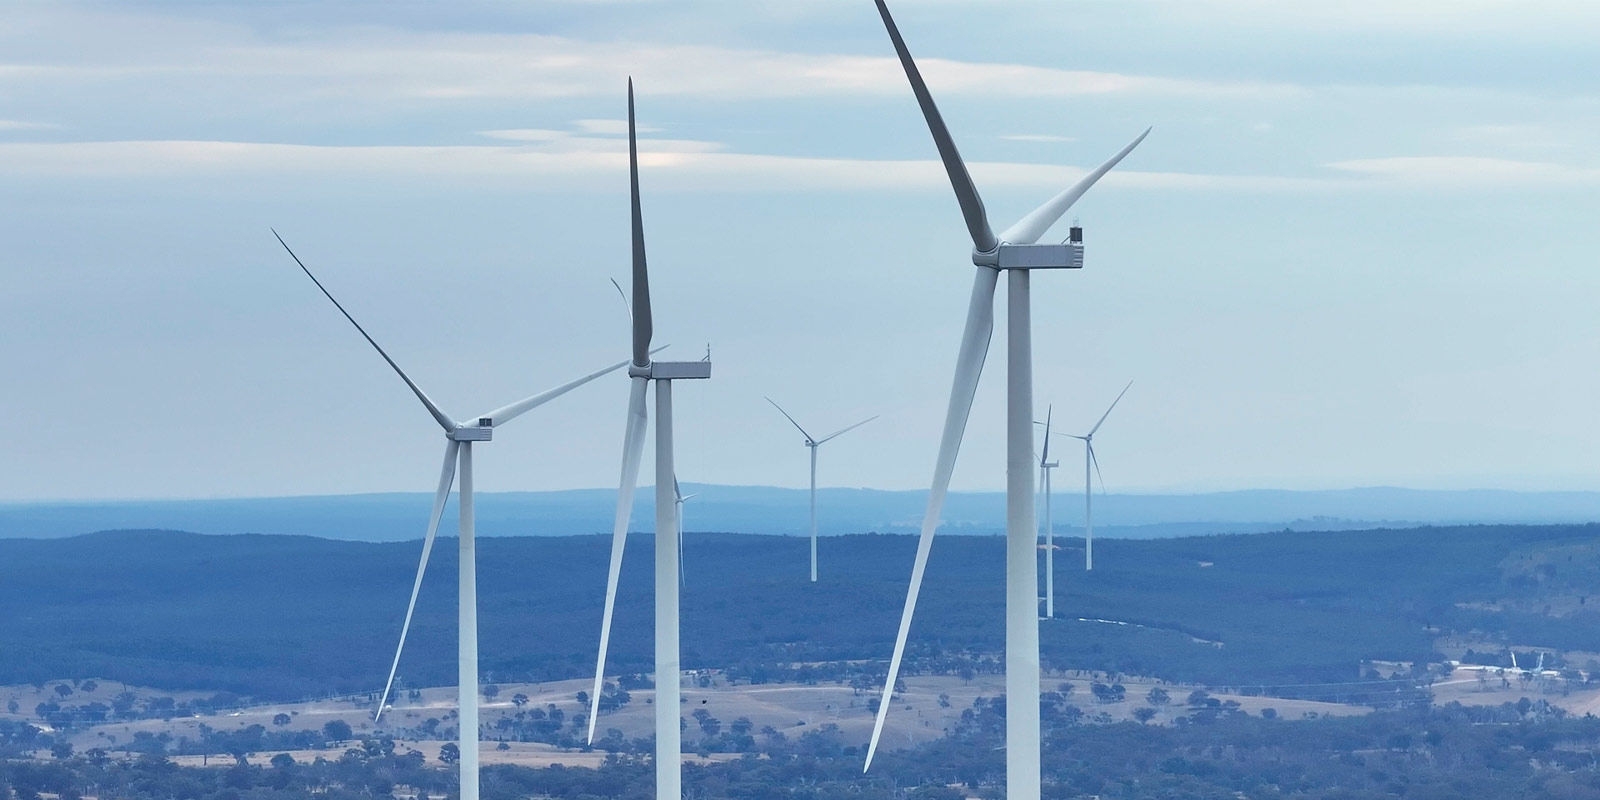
[978,229,1088,270]
[637,360,712,380]
[447,424,493,442]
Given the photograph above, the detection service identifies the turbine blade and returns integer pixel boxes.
[765,397,815,443]
[864,266,997,772]
[1087,380,1134,437]
[587,376,650,744]
[816,414,879,445]
[609,277,632,323]
[474,357,633,428]
[375,440,459,721]
[627,80,653,368]
[873,0,996,253]
[673,476,683,503]
[1040,405,1053,464]
[1089,443,1107,494]
[998,128,1151,245]
[273,229,455,432]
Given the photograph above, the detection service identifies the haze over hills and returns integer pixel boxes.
[2,485,1600,541]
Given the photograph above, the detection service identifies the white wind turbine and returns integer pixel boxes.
[271,231,630,800]
[1063,381,1132,572]
[674,477,696,584]
[862,2,1149,796]
[1035,406,1059,619]
[765,397,878,582]
[586,80,711,800]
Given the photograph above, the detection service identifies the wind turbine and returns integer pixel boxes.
[1035,406,1059,619]
[674,477,696,584]
[271,231,630,800]
[1064,381,1132,572]
[765,397,878,582]
[862,2,1149,797]
[586,80,711,800]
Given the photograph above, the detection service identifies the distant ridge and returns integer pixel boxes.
[3,486,1600,541]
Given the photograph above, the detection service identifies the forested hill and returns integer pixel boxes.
[7,524,1600,702]
[5,486,1600,540]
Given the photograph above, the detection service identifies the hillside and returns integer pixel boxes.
[5,486,1600,540]
[4,525,1600,702]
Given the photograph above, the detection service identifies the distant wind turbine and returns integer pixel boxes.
[674,477,696,584]
[271,230,629,800]
[1035,406,1059,619]
[1064,381,1132,572]
[861,1,1150,796]
[765,397,877,582]
[586,80,712,800]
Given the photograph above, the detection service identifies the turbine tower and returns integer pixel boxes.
[862,2,1149,797]
[765,397,877,581]
[1036,406,1059,619]
[1065,381,1132,572]
[272,231,629,800]
[587,80,711,800]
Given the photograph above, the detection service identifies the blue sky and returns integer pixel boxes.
[2,1,1598,501]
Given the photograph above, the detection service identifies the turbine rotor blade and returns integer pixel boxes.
[1087,380,1134,437]
[375,440,460,721]
[272,229,455,432]
[609,277,632,323]
[765,396,815,443]
[998,128,1152,245]
[816,414,879,445]
[1089,442,1107,494]
[474,357,634,429]
[1040,405,1053,464]
[587,376,650,744]
[864,266,997,772]
[873,0,996,254]
[627,80,653,367]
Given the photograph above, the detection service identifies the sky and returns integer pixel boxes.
[2,0,1599,502]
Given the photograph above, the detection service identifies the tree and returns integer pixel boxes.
[1133,707,1157,723]
[512,693,529,708]
[322,719,353,743]
[272,713,292,727]
[270,753,295,769]
[53,684,73,699]
[481,684,500,701]
[1147,687,1170,706]
[439,742,460,765]
[51,741,73,759]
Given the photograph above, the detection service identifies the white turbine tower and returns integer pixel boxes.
[586,80,711,800]
[765,397,877,582]
[271,231,630,800]
[862,2,1149,797]
[1035,407,1059,619]
[1064,381,1132,572]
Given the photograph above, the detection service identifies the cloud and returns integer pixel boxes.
[999,134,1078,143]
[572,119,660,135]
[0,119,59,131]
[1326,156,1600,188]
[0,136,1324,194]
[1,23,1303,106]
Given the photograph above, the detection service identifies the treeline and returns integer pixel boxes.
[8,698,1600,799]
[4,525,1600,700]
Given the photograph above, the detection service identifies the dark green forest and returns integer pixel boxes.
[2,524,1600,701]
